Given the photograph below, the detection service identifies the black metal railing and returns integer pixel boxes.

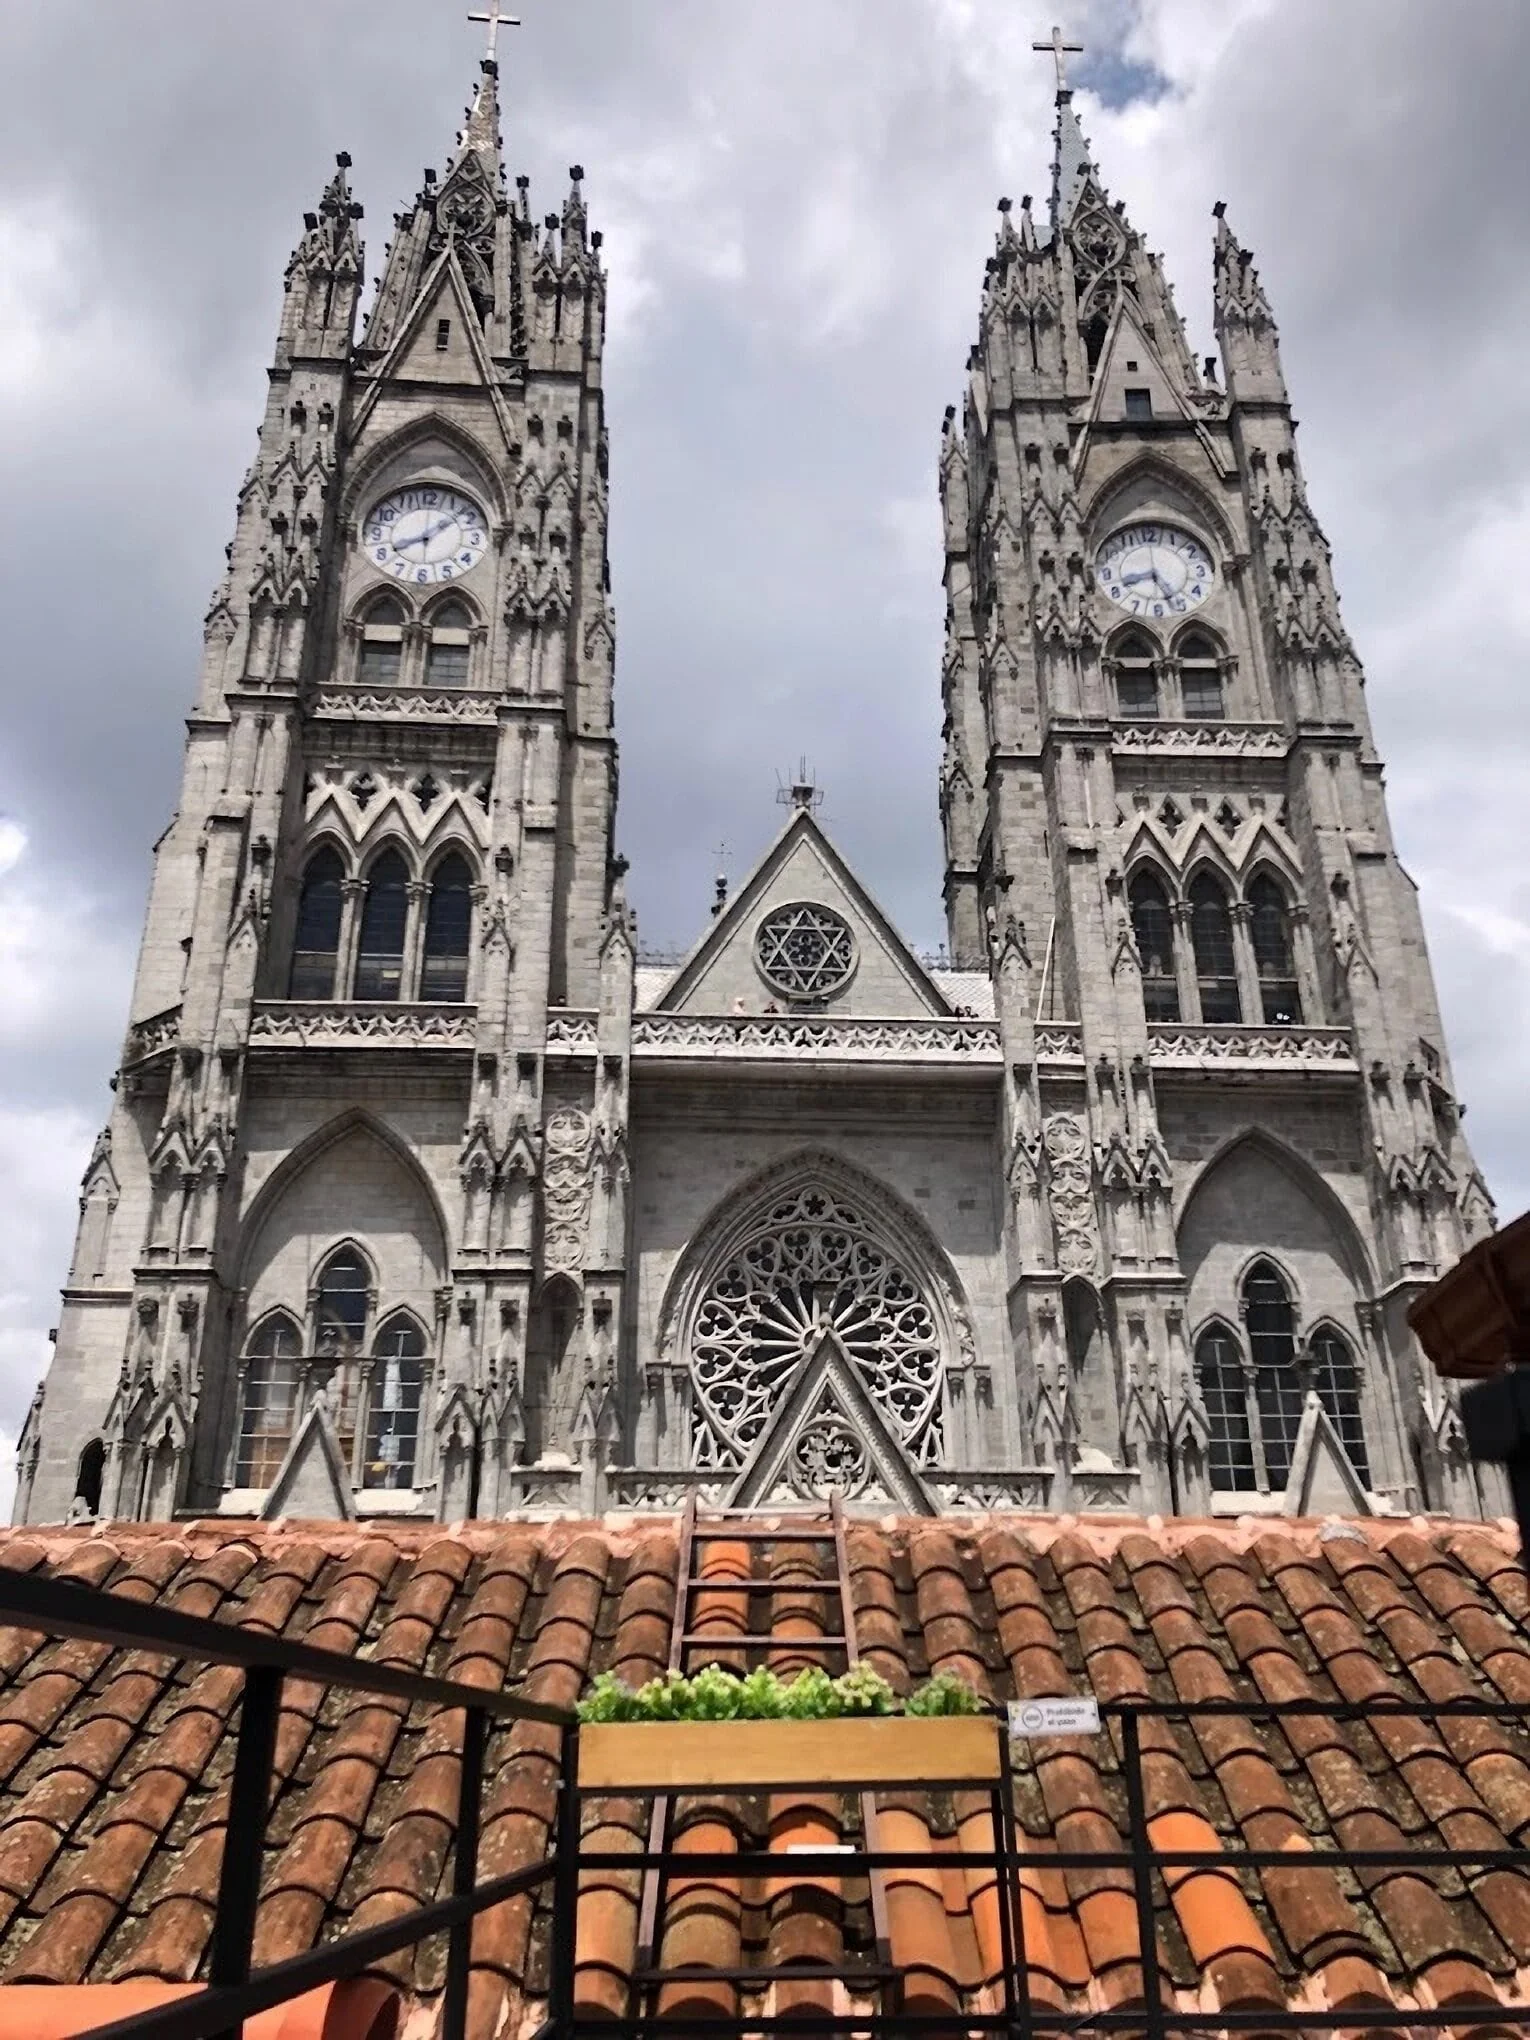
[0,1563,574,2040]
[566,1691,1530,2040]
[5,1563,1530,2040]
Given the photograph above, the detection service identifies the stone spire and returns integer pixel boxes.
[278,152,364,362]
[363,61,514,352]
[1213,202,1286,402]
[1050,87,1097,233]
[452,58,507,185]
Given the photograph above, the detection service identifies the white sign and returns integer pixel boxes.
[1008,1696,1101,1737]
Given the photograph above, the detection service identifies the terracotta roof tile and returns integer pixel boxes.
[6,1516,1530,2031]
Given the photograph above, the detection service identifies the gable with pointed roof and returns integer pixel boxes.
[656,807,952,1019]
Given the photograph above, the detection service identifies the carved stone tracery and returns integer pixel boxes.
[689,1182,946,1473]
[542,1106,593,1278]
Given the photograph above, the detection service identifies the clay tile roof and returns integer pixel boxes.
[3,1514,1530,2039]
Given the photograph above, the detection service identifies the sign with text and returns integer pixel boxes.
[1008,1696,1101,1737]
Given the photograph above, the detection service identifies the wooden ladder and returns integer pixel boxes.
[632,1493,893,2001]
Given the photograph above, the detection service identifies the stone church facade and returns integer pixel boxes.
[14,58,1498,1528]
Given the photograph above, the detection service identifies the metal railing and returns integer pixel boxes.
[0,1563,574,2040]
[5,1564,1530,2040]
[566,1689,1530,2040]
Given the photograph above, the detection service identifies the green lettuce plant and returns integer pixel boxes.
[575,1661,982,1724]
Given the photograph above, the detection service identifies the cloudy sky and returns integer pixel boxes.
[1,0,1527,1514]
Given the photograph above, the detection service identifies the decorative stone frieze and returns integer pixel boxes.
[249,1002,478,1048]
[630,1013,1001,1063]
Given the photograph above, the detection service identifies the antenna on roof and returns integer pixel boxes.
[776,758,823,814]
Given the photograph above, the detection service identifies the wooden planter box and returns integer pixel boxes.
[577,1714,1001,1794]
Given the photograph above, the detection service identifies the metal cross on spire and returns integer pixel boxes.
[1032,23,1084,93]
[468,1,521,67]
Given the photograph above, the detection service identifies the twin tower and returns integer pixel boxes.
[15,49,1498,1528]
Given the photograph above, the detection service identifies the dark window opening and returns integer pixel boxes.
[1189,873,1241,1023]
[1179,631,1224,719]
[426,600,472,688]
[359,595,406,687]
[1249,873,1302,1025]
[421,853,473,1002]
[353,849,409,1001]
[1129,870,1180,1022]
[1115,631,1159,720]
[435,318,451,350]
[1124,387,1153,420]
[74,1440,105,1515]
[290,846,345,1000]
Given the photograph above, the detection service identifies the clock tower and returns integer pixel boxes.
[937,64,1497,1514]
[15,47,628,1524]
[14,28,1498,1528]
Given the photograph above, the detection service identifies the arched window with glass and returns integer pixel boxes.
[1128,868,1179,1021]
[290,846,345,1000]
[1198,1267,1372,1500]
[364,1313,426,1489]
[352,848,410,1001]
[1189,872,1241,1023]
[314,1246,371,1359]
[313,1245,372,1475]
[1196,1323,1254,1491]
[1178,631,1224,720]
[357,596,406,686]
[235,1313,303,1487]
[1245,1260,1303,1490]
[1249,872,1302,1025]
[1113,631,1159,720]
[1308,1323,1370,1485]
[420,853,473,1002]
[425,601,473,688]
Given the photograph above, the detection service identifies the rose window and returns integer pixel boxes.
[690,1185,944,1471]
[754,903,856,1001]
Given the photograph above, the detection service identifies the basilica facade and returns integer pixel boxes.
[14,50,1498,1527]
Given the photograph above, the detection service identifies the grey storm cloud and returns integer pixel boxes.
[1,0,1528,1496]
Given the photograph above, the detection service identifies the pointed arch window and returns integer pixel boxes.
[1199,1267,1371,1501]
[1309,1325,1370,1486]
[426,601,472,688]
[1189,873,1241,1023]
[290,847,345,1000]
[358,596,406,687]
[314,1246,371,1358]
[1249,873,1302,1025]
[235,1313,302,1487]
[364,1314,425,1489]
[420,853,473,1002]
[1179,631,1224,720]
[1245,1260,1302,1491]
[1196,1324,1255,1492]
[1129,869,1179,1022]
[353,850,410,1001]
[1114,632,1159,720]
[74,1439,105,1517]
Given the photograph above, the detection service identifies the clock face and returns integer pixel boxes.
[1095,521,1215,618]
[364,485,489,586]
